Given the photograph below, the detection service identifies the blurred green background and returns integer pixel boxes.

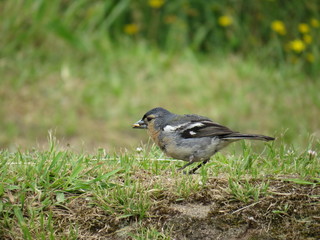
[1,0,319,152]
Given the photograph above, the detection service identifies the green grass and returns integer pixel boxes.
[0,136,319,239]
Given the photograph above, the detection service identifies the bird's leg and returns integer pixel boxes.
[178,155,196,171]
[178,161,195,171]
[188,159,210,174]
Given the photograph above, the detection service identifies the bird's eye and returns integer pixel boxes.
[146,116,154,122]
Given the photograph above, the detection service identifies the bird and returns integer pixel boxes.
[133,107,275,174]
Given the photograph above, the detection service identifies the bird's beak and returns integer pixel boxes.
[132,119,147,129]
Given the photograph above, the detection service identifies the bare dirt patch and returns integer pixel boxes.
[171,203,211,219]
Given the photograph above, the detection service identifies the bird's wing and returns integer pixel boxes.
[164,114,236,138]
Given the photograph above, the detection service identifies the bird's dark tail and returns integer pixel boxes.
[222,133,275,141]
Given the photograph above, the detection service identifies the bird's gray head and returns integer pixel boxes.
[132,107,173,129]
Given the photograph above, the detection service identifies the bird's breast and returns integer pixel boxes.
[147,126,161,146]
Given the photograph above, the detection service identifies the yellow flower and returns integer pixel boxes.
[298,23,310,33]
[310,18,319,28]
[124,24,139,35]
[306,53,314,63]
[148,0,165,8]
[289,39,306,53]
[218,15,233,27]
[303,34,312,44]
[271,20,286,35]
